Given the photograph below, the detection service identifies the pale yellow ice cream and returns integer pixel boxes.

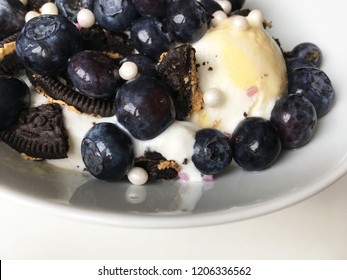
[191,10,287,134]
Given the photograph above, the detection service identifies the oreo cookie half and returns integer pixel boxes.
[27,70,115,117]
[0,103,69,159]
[157,44,204,120]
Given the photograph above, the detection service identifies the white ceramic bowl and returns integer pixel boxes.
[1,0,346,228]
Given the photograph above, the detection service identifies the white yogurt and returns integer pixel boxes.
[35,98,201,182]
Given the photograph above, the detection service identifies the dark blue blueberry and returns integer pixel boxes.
[231,117,282,171]
[120,54,158,77]
[93,0,138,33]
[0,0,26,41]
[199,0,223,16]
[115,76,175,140]
[130,16,171,60]
[16,15,81,75]
[166,0,208,43]
[288,67,335,117]
[228,0,246,12]
[56,0,95,21]
[67,50,123,99]
[0,75,30,131]
[81,122,134,181]
[285,57,316,73]
[132,0,167,19]
[287,42,322,68]
[271,94,317,149]
[192,128,232,175]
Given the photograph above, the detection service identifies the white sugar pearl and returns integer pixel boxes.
[19,0,28,6]
[25,11,40,22]
[247,9,264,26]
[77,8,95,29]
[211,10,227,27]
[229,15,250,31]
[216,0,232,15]
[203,88,224,107]
[125,185,147,204]
[127,167,149,186]
[119,61,139,80]
[41,3,59,15]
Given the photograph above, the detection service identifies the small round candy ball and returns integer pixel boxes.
[77,8,95,29]
[41,3,59,15]
[203,88,224,107]
[19,0,28,6]
[216,0,232,14]
[127,167,149,185]
[211,10,227,27]
[247,9,264,27]
[25,11,40,22]
[119,61,138,80]
[230,15,250,31]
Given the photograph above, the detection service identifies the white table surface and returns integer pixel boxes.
[1,173,346,260]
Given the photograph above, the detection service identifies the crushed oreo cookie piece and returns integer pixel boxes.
[80,26,134,60]
[0,103,69,159]
[157,44,203,120]
[135,151,181,180]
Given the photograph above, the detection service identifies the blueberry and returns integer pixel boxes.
[287,42,323,68]
[93,0,138,33]
[132,0,167,19]
[285,57,316,73]
[67,50,123,99]
[228,0,246,12]
[130,16,171,60]
[199,0,223,16]
[166,0,208,43]
[16,15,81,75]
[120,54,158,77]
[288,67,335,117]
[192,128,232,175]
[115,76,175,140]
[81,122,134,181]
[0,0,26,41]
[231,117,282,171]
[56,0,95,21]
[271,94,317,149]
[0,75,30,131]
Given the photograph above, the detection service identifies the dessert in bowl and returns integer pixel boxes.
[0,0,345,228]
